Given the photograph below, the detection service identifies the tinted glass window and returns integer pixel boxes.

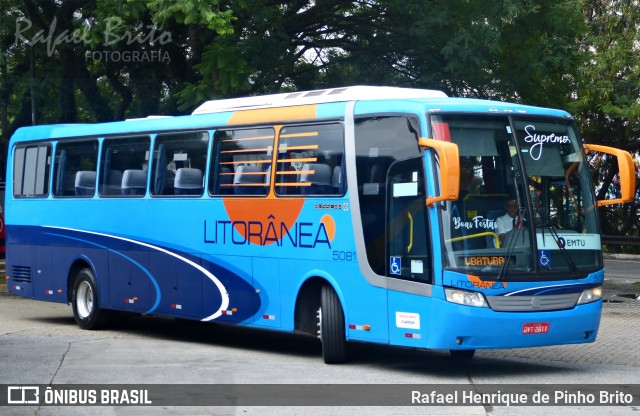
[387,157,431,283]
[354,116,422,275]
[151,131,209,196]
[53,141,98,198]
[275,123,345,196]
[209,128,274,196]
[99,137,150,197]
[13,144,51,197]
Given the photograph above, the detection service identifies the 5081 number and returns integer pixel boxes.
[332,251,357,262]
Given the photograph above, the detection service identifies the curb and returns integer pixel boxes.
[603,253,640,261]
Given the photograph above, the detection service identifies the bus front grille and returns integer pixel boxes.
[486,293,580,312]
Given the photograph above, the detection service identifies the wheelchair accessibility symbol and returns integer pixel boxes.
[538,250,551,269]
[390,256,402,275]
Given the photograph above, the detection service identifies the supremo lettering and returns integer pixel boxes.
[204,219,331,248]
[523,125,570,161]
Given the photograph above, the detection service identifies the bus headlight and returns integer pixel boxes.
[444,288,488,308]
[577,286,602,305]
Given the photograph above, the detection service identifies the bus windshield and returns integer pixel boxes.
[432,114,601,278]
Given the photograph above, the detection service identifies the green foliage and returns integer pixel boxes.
[569,0,640,148]
[147,0,235,33]
[0,0,592,129]
[568,0,640,240]
[175,41,251,111]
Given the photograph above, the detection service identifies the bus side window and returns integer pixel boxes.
[13,144,51,198]
[99,136,150,197]
[53,140,98,198]
[210,128,274,197]
[151,131,208,197]
[275,123,345,196]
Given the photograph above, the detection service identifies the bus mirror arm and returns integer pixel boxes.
[419,138,460,207]
[583,144,635,206]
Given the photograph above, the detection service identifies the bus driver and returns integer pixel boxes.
[496,198,519,246]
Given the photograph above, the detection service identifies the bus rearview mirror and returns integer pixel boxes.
[583,143,636,206]
[419,138,460,207]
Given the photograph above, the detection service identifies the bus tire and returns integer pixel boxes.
[318,285,347,364]
[71,268,110,330]
[449,349,475,362]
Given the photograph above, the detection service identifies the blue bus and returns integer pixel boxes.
[6,86,634,363]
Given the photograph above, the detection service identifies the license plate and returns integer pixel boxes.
[522,322,550,334]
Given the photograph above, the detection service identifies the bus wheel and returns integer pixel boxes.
[317,285,347,364]
[72,268,110,330]
[449,349,475,362]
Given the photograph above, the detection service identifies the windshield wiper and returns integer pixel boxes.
[496,208,526,281]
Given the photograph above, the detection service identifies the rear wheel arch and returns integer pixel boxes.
[293,276,348,364]
[67,259,94,303]
[294,276,348,335]
[294,277,326,336]
[68,261,111,329]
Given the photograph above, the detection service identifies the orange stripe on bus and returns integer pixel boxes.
[222,135,274,142]
[280,132,319,138]
[221,148,271,154]
[276,182,311,187]
[279,144,318,151]
[277,158,317,164]
[228,105,317,125]
[276,170,313,175]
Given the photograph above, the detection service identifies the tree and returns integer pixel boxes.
[0,0,237,174]
[170,0,589,107]
[569,0,640,245]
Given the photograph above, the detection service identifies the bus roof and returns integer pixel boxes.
[190,86,571,119]
[191,85,448,114]
[9,86,572,143]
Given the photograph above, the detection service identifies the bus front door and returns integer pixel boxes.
[386,157,432,347]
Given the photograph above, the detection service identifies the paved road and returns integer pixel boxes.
[1,274,639,416]
[0,257,638,415]
[604,257,640,282]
